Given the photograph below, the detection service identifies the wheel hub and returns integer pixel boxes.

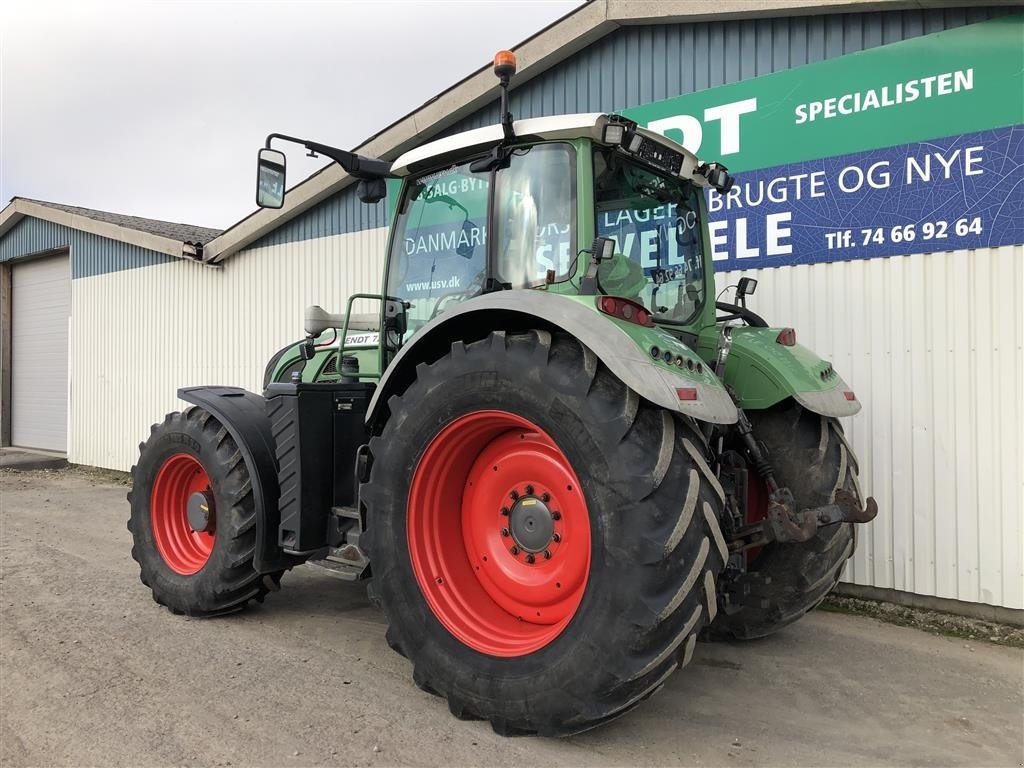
[186,490,215,533]
[508,495,553,553]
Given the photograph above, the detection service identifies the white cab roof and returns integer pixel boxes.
[389,112,707,186]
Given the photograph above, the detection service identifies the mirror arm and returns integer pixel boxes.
[265,133,393,180]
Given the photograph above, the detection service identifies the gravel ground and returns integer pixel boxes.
[2,468,1022,767]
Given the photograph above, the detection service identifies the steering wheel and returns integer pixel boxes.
[715,301,768,327]
[428,272,485,321]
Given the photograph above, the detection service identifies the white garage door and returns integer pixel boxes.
[12,254,70,452]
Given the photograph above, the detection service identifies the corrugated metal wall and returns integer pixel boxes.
[443,6,1015,133]
[69,228,387,470]
[0,216,177,278]
[716,246,1023,609]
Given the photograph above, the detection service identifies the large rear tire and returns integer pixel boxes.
[362,331,727,736]
[711,400,860,639]
[128,408,280,616]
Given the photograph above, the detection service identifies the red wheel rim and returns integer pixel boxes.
[746,472,770,563]
[151,453,216,575]
[408,411,591,657]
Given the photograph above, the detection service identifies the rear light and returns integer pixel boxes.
[843,391,856,401]
[776,327,796,346]
[597,296,654,327]
[676,387,699,401]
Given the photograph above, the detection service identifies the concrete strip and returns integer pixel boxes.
[0,448,68,471]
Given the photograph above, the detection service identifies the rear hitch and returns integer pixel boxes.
[767,488,817,543]
[807,489,879,526]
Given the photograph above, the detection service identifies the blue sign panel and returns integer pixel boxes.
[706,125,1023,272]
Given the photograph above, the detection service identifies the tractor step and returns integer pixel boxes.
[308,544,369,582]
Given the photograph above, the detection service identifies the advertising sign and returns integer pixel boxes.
[622,14,1024,271]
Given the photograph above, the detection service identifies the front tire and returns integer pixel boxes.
[362,331,727,736]
[128,408,280,616]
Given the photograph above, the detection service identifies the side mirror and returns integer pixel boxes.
[256,148,287,209]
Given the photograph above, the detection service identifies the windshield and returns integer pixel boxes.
[385,160,490,336]
[593,147,706,324]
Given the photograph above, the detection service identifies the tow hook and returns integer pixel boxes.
[811,489,879,526]
[767,488,878,544]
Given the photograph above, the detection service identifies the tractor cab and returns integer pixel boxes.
[256,52,734,377]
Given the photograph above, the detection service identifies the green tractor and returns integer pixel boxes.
[129,51,876,735]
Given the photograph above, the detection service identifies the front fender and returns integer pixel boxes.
[700,327,861,417]
[177,386,297,574]
[366,291,738,426]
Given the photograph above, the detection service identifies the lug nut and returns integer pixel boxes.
[525,554,535,564]
[500,506,510,516]
[510,490,519,501]
[552,533,561,543]
[500,528,510,537]
[541,492,550,502]
[551,511,561,521]
[525,484,535,495]
[510,546,519,555]
[543,550,551,560]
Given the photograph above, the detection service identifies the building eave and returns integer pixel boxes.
[0,199,198,260]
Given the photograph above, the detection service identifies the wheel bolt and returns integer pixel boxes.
[543,550,551,560]
[552,533,561,543]
[525,554,535,564]
[500,528,510,537]
[551,511,561,521]
[510,490,519,500]
[525,484,535,495]
[541,492,550,502]
[510,546,519,555]
[500,507,510,516]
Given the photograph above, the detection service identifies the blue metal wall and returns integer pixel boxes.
[0,216,177,279]
[256,4,1013,249]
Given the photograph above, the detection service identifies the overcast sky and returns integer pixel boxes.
[2,0,582,230]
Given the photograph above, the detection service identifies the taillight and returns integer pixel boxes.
[676,387,699,401]
[597,296,654,327]
[843,391,856,401]
[776,327,796,346]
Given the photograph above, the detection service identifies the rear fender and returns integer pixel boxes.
[177,386,297,573]
[365,290,738,428]
[700,327,860,417]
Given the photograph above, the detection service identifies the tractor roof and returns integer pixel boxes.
[390,113,707,186]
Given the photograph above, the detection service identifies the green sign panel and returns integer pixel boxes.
[622,15,1024,172]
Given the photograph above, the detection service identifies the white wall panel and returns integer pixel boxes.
[69,227,388,472]
[69,234,1022,609]
[716,245,1023,609]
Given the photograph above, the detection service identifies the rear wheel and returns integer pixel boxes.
[712,400,860,639]
[128,408,280,615]
[362,331,727,736]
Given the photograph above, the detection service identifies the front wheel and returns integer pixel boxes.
[362,331,727,736]
[128,408,280,615]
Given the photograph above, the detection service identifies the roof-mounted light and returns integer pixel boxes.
[602,123,626,145]
[493,50,517,78]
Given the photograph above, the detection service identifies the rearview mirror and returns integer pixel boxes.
[256,148,287,209]
[456,219,477,259]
